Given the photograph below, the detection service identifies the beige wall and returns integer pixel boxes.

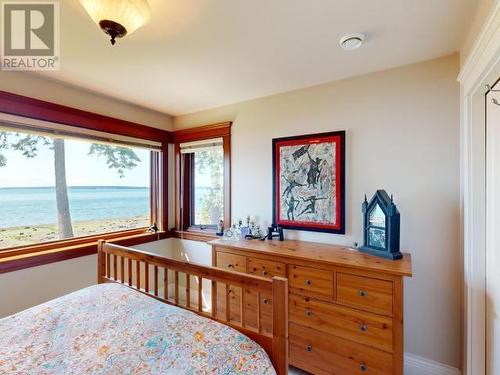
[174,55,461,368]
[460,0,497,67]
[0,72,173,130]
[0,255,96,318]
[0,240,173,318]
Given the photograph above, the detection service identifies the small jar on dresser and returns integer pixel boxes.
[209,238,412,375]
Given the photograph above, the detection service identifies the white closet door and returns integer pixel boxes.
[486,81,500,375]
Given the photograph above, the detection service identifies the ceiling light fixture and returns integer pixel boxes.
[339,33,365,51]
[79,0,152,45]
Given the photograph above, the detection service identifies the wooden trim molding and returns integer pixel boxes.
[169,229,219,242]
[172,122,231,143]
[0,90,172,142]
[0,228,149,259]
[0,231,169,274]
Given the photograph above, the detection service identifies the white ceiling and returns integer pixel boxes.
[37,0,478,116]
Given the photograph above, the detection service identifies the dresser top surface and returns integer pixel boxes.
[209,239,412,277]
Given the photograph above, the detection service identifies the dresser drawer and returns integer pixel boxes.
[290,323,393,375]
[290,294,393,353]
[247,257,286,279]
[289,265,333,301]
[337,273,393,316]
[215,251,246,273]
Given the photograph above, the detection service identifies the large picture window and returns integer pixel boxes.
[0,122,160,250]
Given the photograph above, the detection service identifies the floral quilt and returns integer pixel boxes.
[0,283,275,374]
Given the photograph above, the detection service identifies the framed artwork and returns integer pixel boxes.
[272,131,345,234]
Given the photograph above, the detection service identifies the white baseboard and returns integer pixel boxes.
[405,353,461,375]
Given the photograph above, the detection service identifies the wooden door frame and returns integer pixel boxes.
[458,4,500,374]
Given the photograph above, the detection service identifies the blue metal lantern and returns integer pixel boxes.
[360,190,402,260]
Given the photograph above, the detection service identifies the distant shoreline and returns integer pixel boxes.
[0,215,149,250]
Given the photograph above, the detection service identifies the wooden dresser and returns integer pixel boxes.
[209,239,412,375]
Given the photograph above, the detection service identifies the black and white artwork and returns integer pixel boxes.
[272,131,345,234]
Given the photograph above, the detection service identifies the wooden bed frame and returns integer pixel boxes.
[97,241,288,374]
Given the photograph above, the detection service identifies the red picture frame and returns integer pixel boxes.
[272,131,345,234]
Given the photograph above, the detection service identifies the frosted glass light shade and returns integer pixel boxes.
[80,0,151,36]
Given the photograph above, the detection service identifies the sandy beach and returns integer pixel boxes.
[0,215,149,249]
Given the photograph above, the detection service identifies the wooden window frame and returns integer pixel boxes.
[0,90,172,272]
[172,122,231,240]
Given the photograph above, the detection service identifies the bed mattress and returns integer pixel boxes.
[0,283,275,374]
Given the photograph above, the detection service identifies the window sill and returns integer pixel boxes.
[170,229,220,242]
[0,230,168,274]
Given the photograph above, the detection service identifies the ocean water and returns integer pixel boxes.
[0,186,149,228]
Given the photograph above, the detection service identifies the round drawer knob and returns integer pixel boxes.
[360,363,367,372]
[360,324,368,332]
[306,345,312,352]
[263,298,269,304]
[305,279,312,286]
[262,270,268,276]
[359,290,368,297]
[305,309,313,317]
[227,264,233,268]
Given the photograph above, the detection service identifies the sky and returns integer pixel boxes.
[0,134,150,188]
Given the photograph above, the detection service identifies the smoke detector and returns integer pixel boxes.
[339,33,365,51]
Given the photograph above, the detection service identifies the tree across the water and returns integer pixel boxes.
[194,148,224,226]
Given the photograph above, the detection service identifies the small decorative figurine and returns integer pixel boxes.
[223,223,241,240]
[223,216,264,240]
[247,219,264,239]
[216,219,224,236]
[240,226,250,237]
[359,190,402,260]
[240,215,251,237]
